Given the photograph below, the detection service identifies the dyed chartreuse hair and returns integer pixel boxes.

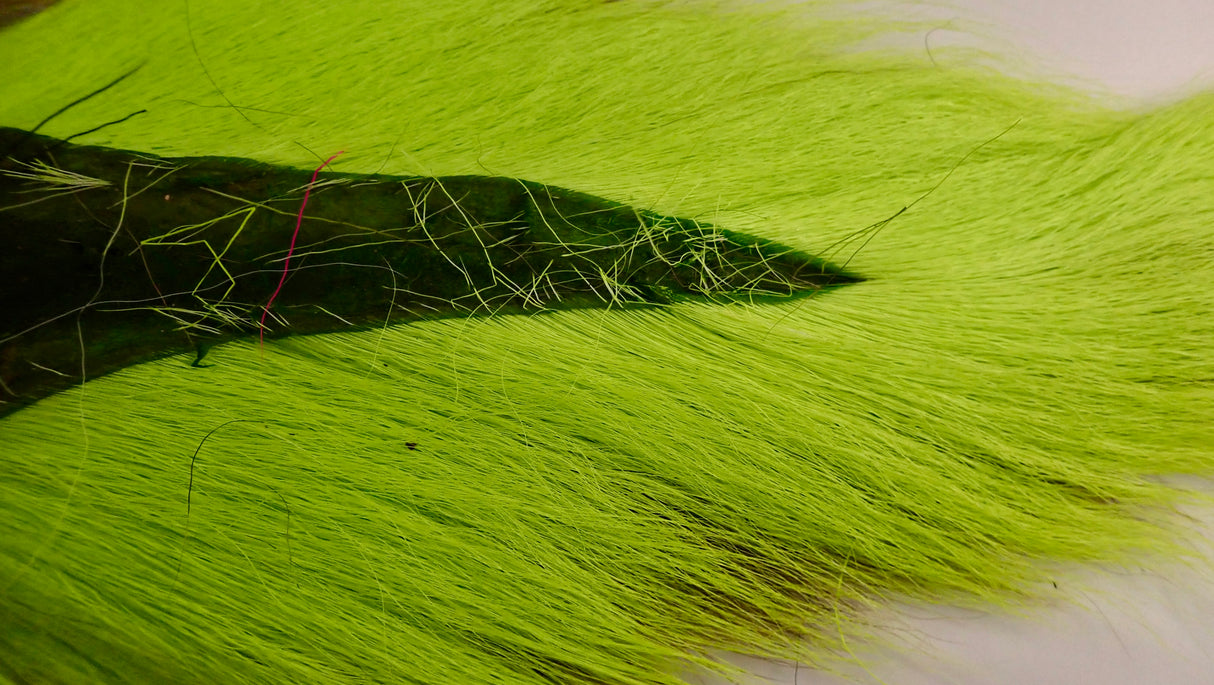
[2,1,1212,683]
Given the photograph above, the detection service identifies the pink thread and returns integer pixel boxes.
[259,151,345,348]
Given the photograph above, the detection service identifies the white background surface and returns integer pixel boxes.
[958,0,1214,100]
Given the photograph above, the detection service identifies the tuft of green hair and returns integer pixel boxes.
[1,1,1212,684]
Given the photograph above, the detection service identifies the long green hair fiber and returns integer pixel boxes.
[1,1,1212,683]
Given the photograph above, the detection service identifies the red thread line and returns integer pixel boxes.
[259,151,345,347]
